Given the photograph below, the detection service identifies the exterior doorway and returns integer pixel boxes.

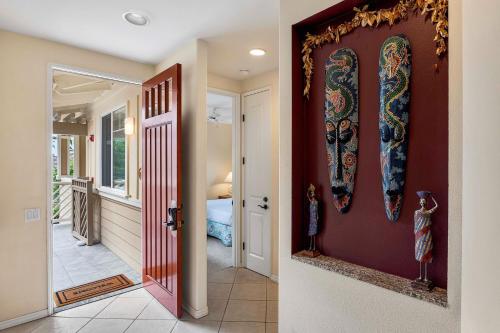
[48,66,143,313]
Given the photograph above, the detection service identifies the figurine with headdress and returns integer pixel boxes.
[412,190,438,291]
[304,184,320,257]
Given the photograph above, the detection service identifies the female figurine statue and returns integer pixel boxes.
[413,191,438,290]
[306,184,320,256]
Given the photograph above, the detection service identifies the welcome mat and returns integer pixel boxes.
[53,274,134,307]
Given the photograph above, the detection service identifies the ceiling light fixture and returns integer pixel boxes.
[122,11,149,26]
[249,48,266,56]
[240,69,250,75]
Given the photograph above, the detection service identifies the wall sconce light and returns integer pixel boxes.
[125,117,135,135]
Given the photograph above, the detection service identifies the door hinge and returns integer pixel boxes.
[242,157,245,165]
[242,114,245,122]
[242,199,245,207]
[242,242,245,251]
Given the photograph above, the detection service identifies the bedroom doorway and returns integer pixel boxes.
[206,90,241,274]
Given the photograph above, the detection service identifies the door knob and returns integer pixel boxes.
[258,204,268,210]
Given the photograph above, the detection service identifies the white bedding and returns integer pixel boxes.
[206,198,232,226]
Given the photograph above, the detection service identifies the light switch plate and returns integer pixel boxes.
[25,208,40,223]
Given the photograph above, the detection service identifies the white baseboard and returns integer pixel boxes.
[270,274,279,283]
[183,303,209,319]
[0,309,48,331]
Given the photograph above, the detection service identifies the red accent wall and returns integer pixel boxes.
[292,1,448,289]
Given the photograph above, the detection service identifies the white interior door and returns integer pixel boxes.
[243,88,272,277]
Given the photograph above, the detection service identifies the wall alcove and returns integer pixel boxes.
[291,0,449,305]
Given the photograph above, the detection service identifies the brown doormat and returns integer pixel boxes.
[53,274,134,307]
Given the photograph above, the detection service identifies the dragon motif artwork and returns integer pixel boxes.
[325,48,359,213]
[378,35,412,222]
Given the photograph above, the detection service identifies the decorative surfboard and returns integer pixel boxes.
[324,48,359,213]
[378,34,412,222]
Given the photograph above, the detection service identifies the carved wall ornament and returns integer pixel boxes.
[379,34,411,222]
[302,0,448,98]
[324,48,359,213]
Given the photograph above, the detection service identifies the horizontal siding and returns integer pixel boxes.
[100,197,141,274]
[102,199,141,221]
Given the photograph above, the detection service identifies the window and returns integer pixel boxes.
[102,106,126,191]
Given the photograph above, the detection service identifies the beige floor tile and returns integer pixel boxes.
[31,317,90,333]
[78,318,132,333]
[96,297,150,319]
[230,283,266,300]
[234,269,266,284]
[181,298,227,322]
[219,321,265,333]
[0,318,46,333]
[266,301,278,323]
[207,283,232,299]
[118,288,153,299]
[125,319,176,333]
[223,300,266,322]
[208,267,236,283]
[54,297,116,318]
[266,323,278,333]
[266,281,278,301]
[137,299,176,320]
[204,298,228,321]
[171,320,220,333]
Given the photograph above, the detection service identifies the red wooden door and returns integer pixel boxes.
[142,64,182,317]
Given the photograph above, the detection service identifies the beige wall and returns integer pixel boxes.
[0,30,153,322]
[278,0,462,332]
[241,70,279,278]
[461,0,500,331]
[155,39,209,317]
[87,84,142,200]
[100,198,141,273]
[207,73,241,93]
[206,123,232,199]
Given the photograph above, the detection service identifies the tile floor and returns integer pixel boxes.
[52,223,141,292]
[4,268,278,333]
[4,233,278,332]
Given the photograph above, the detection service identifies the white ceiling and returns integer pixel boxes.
[0,0,278,80]
[207,92,232,124]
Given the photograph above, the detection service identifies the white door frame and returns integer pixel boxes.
[207,87,242,268]
[46,63,142,315]
[241,86,272,274]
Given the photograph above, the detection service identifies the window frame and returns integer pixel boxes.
[99,103,128,197]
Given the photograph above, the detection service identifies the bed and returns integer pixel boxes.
[207,198,232,246]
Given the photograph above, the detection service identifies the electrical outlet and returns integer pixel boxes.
[25,208,40,223]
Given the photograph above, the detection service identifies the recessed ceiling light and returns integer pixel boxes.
[122,11,149,26]
[240,69,250,75]
[249,49,266,56]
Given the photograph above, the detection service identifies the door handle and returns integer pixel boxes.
[258,204,268,210]
[164,200,179,231]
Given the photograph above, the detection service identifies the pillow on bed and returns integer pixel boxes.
[207,198,232,226]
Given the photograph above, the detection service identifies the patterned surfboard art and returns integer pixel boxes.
[324,48,359,213]
[378,35,412,222]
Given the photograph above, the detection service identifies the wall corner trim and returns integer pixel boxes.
[270,274,279,283]
[0,309,48,331]
[183,303,209,319]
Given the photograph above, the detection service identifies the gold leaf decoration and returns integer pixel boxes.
[302,0,448,98]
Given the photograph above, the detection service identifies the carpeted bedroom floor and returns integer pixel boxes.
[207,236,232,272]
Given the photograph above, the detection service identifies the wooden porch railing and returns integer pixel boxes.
[71,178,95,245]
[52,181,72,224]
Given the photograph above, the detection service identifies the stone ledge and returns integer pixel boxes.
[292,251,447,307]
